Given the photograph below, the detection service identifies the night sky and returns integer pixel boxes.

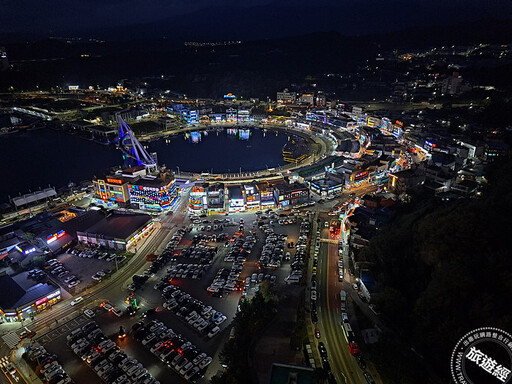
[2,0,511,41]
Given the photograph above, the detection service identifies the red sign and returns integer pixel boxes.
[355,171,368,180]
[35,297,48,306]
[107,178,123,184]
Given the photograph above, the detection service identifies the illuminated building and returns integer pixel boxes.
[299,94,314,105]
[207,184,225,213]
[243,183,260,210]
[0,274,61,323]
[189,185,207,214]
[129,174,178,212]
[77,212,153,250]
[237,110,250,122]
[228,186,245,212]
[226,108,237,122]
[310,172,344,197]
[273,182,309,209]
[180,109,199,124]
[257,183,276,209]
[15,242,37,255]
[93,176,131,207]
[277,89,296,104]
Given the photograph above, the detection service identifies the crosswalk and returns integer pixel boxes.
[1,332,20,349]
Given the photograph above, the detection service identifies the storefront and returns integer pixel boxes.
[0,275,61,323]
[274,183,310,209]
[77,213,153,251]
[189,185,207,214]
[228,186,245,212]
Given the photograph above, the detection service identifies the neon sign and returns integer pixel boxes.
[35,297,48,306]
[47,230,66,244]
[107,178,123,184]
[47,290,61,299]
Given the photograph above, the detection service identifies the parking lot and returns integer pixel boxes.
[53,248,127,292]
[117,210,304,380]
[28,208,307,384]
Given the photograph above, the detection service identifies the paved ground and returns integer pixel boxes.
[54,251,121,293]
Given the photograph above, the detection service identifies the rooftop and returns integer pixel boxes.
[227,185,243,199]
[133,174,174,188]
[80,212,152,240]
[0,274,59,310]
[269,363,315,384]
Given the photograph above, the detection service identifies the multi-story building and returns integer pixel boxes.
[237,110,250,122]
[273,181,309,209]
[129,174,177,211]
[277,89,297,104]
[93,176,131,207]
[189,185,207,214]
[441,72,471,95]
[227,186,245,212]
[315,94,326,107]
[243,183,260,210]
[257,182,276,209]
[299,94,314,105]
[207,183,225,213]
[226,108,237,122]
[180,109,199,124]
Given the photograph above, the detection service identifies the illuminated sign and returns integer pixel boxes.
[47,290,61,300]
[355,171,368,181]
[395,120,403,127]
[224,93,235,99]
[107,178,123,184]
[35,297,48,306]
[16,245,37,255]
[47,230,66,244]
[68,85,79,90]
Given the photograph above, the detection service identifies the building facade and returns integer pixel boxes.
[93,176,131,207]
[0,275,61,323]
[129,174,178,211]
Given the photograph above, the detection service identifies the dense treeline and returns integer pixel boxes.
[211,287,277,384]
[361,160,512,382]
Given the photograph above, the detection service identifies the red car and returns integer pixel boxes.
[315,328,321,339]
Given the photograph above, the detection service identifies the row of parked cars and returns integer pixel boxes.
[166,263,209,280]
[208,235,254,295]
[133,319,211,382]
[44,259,81,288]
[224,235,256,262]
[317,342,337,384]
[258,230,290,270]
[91,268,112,282]
[70,248,121,263]
[192,232,229,244]
[127,230,186,292]
[158,284,226,336]
[310,223,320,323]
[285,220,310,284]
[27,346,73,384]
[67,321,158,384]
[180,243,217,264]
[27,268,47,281]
